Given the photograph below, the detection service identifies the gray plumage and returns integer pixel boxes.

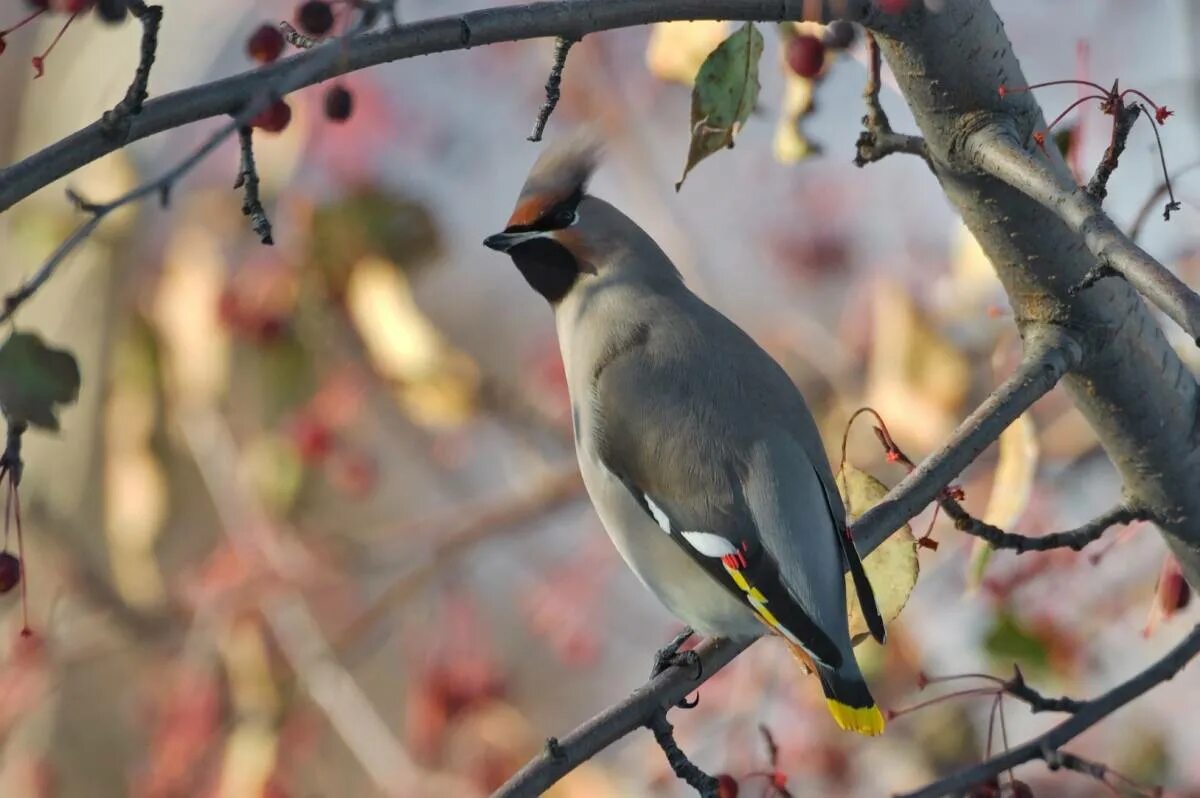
[484,139,885,733]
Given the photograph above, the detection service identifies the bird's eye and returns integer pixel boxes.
[551,208,577,228]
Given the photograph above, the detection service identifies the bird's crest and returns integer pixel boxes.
[508,131,603,228]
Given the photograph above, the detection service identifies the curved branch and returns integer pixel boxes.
[968,126,1200,345]
[494,331,1081,797]
[0,0,873,214]
[942,501,1147,553]
[898,623,1200,798]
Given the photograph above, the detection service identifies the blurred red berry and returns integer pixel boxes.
[785,34,825,78]
[323,84,354,122]
[247,24,285,64]
[878,0,912,12]
[296,0,334,36]
[251,99,292,133]
[25,0,51,9]
[289,415,333,464]
[715,774,739,798]
[0,552,21,594]
[59,0,95,12]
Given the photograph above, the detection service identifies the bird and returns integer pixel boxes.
[483,136,887,735]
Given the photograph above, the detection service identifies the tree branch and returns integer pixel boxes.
[234,126,273,245]
[968,125,1200,344]
[0,0,875,214]
[494,330,1081,797]
[99,0,163,141]
[1084,99,1138,203]
[646,711,720,797]
[854,32,926,166]
[527,36,576,143]
[941,500,1147,554]
[898,623,1200,798]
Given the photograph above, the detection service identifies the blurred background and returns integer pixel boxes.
[0,0,1199,795]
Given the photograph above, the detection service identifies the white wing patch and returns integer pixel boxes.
[644,495,672,535]
[680,530,739,558]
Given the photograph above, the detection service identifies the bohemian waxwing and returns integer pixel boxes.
[483,136,887,735]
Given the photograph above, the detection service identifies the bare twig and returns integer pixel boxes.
[234,127,274,245]
[854,32,926,166]
[1085,99,1138,203]
[100,0,163,141]
[646,711,719,797]
[941,501,1147,553]
[1003,665,1084,714]
[969,126,1200,344]
[1129,159,1200,241]
[494,331,1080,797]
[528,36,577,142]
[897,623,1200,798]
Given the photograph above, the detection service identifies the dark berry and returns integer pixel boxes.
[251,100,292,134]
[25,0,50,9]
[296,0,334,36]
[715,774,739,798]
[785,34,825,78]
[823,20,856,50]
[247,24,285,64]
[95,0,127,23]
[323,85,354,122]
[0,552,21,594]
[0,38,7,57]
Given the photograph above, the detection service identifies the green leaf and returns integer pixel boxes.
[0,332,81,430]
[309,187,441,293]
[676,22,764,190]
[983,610,1050,672]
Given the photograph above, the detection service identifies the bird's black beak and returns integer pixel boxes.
[483,232,517,252]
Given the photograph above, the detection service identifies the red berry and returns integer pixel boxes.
[60,0,96,12]
[715,774,739,798]
[289,415,333,464]
[247,24,285,64]
[296,0,334,36]
[877,0,912,12]
[323,85,354,122]
[251,100,292,134]
[785,34,825,78]
[0,552,21,594]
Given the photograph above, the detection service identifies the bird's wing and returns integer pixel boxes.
[592,349,850,667]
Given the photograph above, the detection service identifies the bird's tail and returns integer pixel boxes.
[816,664,885,736]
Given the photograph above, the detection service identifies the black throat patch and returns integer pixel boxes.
[510,238,583,304]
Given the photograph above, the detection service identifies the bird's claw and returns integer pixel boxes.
[650,627,697,679]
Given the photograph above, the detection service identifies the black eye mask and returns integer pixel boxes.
[506,186,584,234]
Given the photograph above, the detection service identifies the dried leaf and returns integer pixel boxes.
[645,21,730,85]
[0,332,81,430]
[676,22,764,190]
[836,464,919,645]
[968,412,1039,588]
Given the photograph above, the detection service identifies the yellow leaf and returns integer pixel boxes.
[345,256,479,427]
[836,464,919,645]
[968,412,1039,587]
[645,21,730,85]
[772,72,816,164]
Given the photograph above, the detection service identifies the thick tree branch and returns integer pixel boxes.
[898,623,1200,798]
[941,500,1147,554]
[967,126,1200,344]
[494,331,1080,797]
[0,0,872,214]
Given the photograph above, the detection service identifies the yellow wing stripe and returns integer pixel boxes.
[723,564,803,645]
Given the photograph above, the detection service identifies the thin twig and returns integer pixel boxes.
[970,126,1200,345]
[100,0,163,141]
[941,501,1147,554]
[897,623,1200,798]
[1003,664,1084,714]
[1085,99,1138,202]
[234,127,274,245]
[645,711,719,797]
[1129,159,1200,241]
[854,32,926,166]
[528,36,576,142]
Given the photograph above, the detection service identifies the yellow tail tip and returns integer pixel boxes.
[826,699,886,736]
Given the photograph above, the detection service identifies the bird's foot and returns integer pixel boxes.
[650,627,700,679]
